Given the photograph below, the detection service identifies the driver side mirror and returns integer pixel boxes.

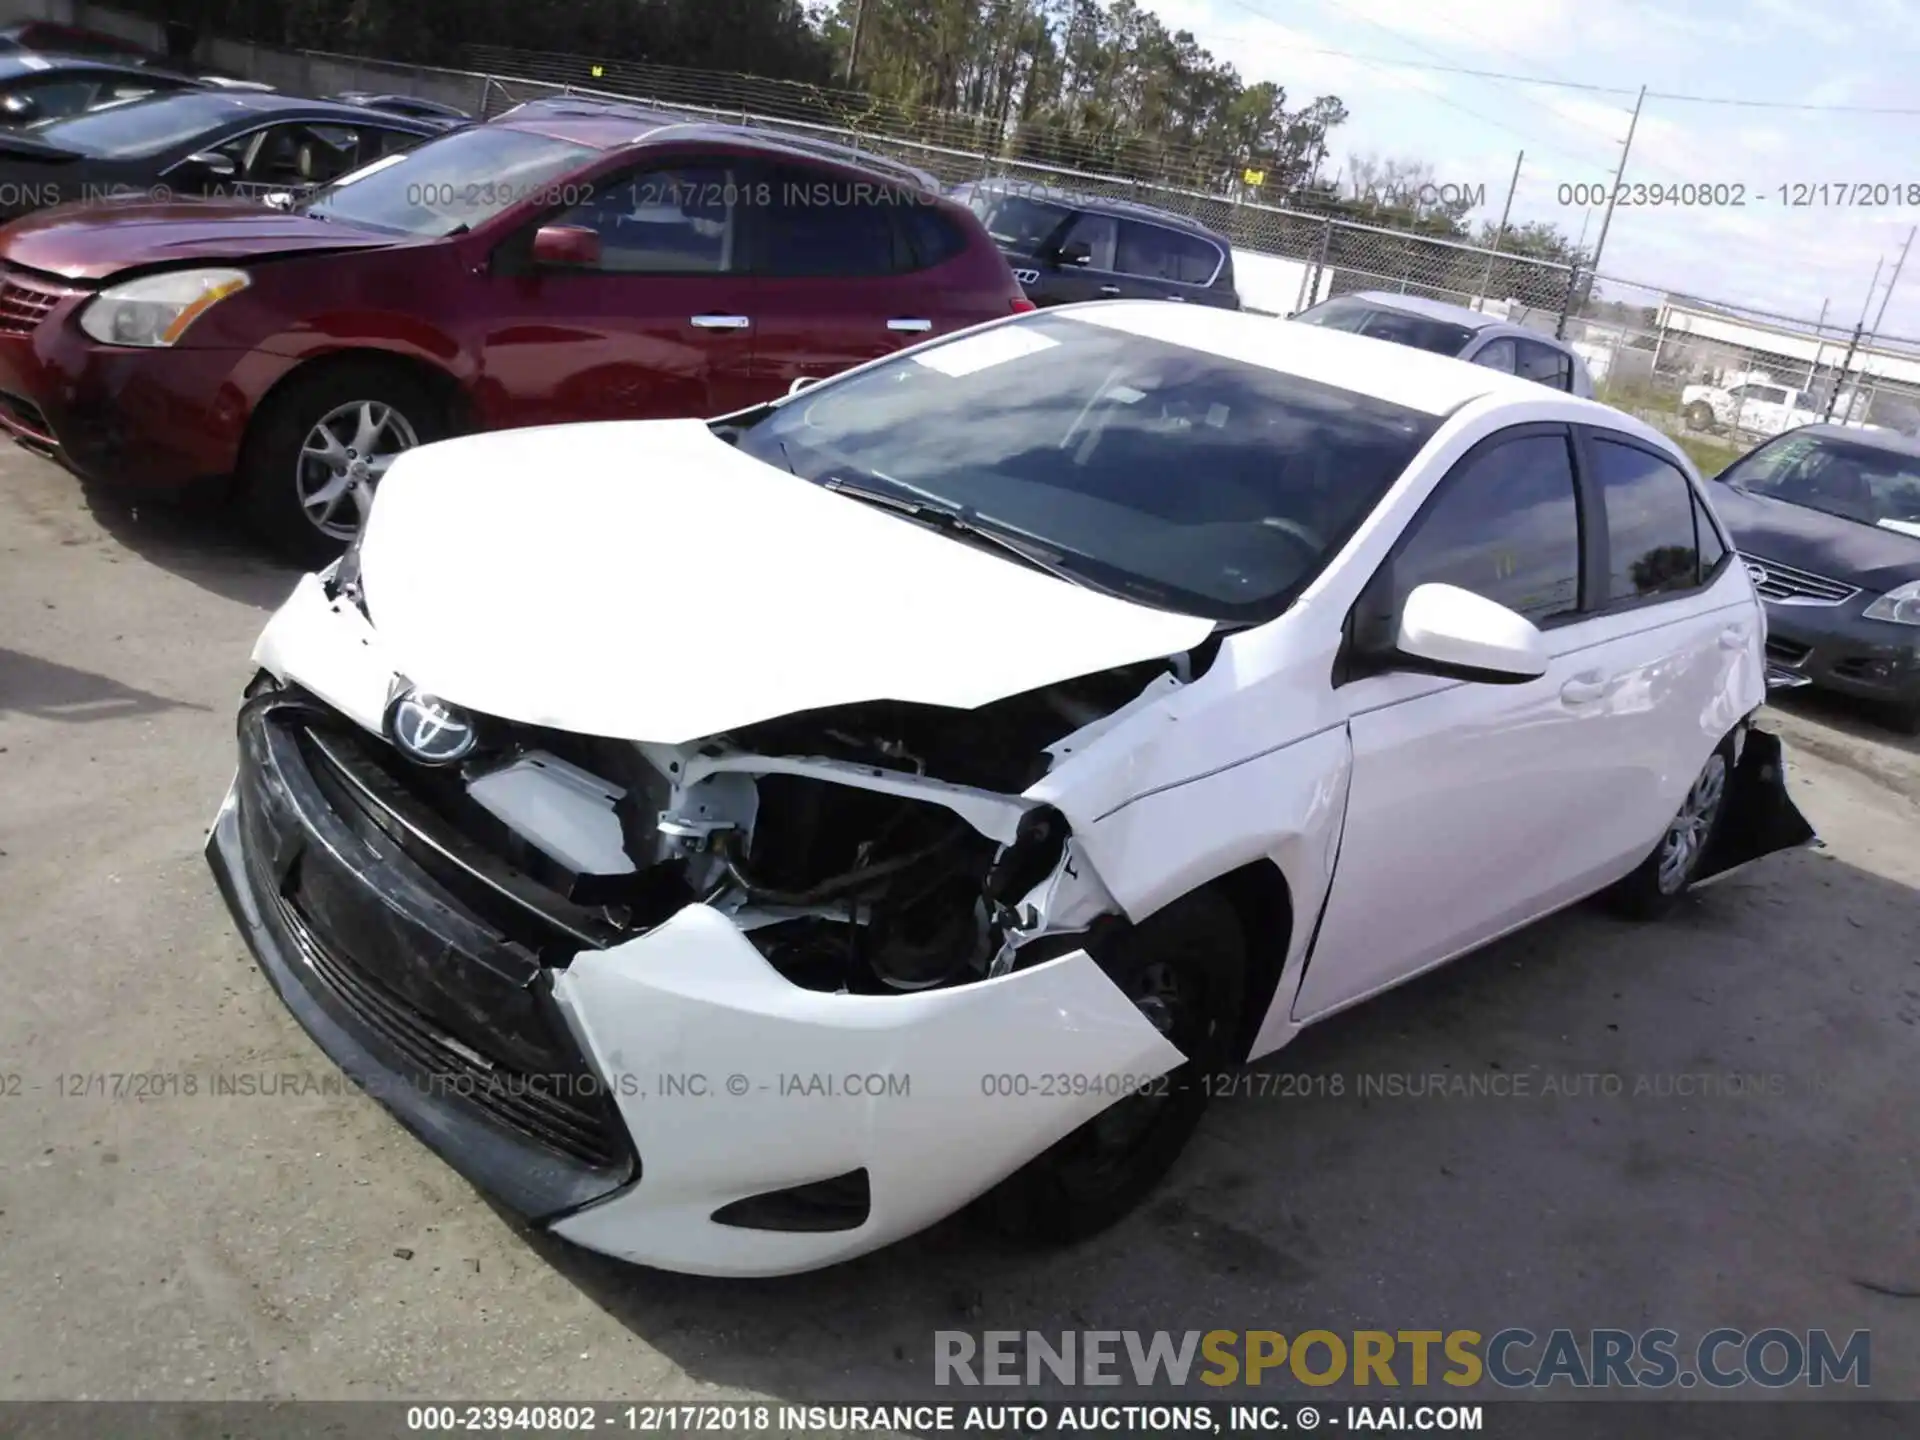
[1371,583,1549,684]
[530,223,601,268]
[176,150,238,182]
[1053,238,1094,268]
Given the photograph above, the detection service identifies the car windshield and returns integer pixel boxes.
[723,312,1441,621]
[1295,296,1476,356]
[302,125,594,237]
[23,90,240,156]
[1721,431,1920,532]
[963,190,1072,251]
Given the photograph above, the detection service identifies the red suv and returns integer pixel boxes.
[0,98,1031,560]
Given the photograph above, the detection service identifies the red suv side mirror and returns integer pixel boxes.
[531,225,601,268]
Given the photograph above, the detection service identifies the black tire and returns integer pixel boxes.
[982,890,1246,1243]
[1684,401,1715,432]
[237,360,445,567]
[1603,739,1735,921]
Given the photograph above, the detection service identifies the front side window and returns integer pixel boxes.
[963,190,1071,252]
[1720,431,1920,529]
[1056,211,1117,270]
[1592,439,1703,600]
[1389,431,1582,623]
[1471,337,1517,374]
[547,163,738,273]
[723,312,1440,620]
[1515,339,1574,391]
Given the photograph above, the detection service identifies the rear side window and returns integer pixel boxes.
[1356,307,1475,356]
[1515,339,1574,392]
[759,164,902,277]
[1592,439,1704,599]
[1391,431,1583,622]
[1116,221,1221,284]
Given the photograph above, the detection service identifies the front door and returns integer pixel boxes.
[1294,425,1620,1021]
[476,157,761,429]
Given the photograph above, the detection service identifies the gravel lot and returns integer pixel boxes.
[1,444,1916,1409]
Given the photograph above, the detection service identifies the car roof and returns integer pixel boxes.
[46,87,451,130]
[1787,423,1920,459]
[0,51,181,81]
[1340,289,1511,331]
[492,98,939,189]
[965,177,1226,240]
[1060,300,1626,419]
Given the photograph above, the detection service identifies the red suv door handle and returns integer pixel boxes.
[887,318,932,333]
[1098,284,1122,296]
[691,314,750,330]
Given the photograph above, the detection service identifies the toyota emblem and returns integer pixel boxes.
[387,689,477,766]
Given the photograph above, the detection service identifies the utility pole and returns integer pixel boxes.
[1584,84,1646,311]
[1476,149,1523,312]
[1806,298,1829,387]
[844,0,868,86]
[1870,224,1915,337]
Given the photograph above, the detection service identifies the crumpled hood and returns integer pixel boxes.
[358,420,1214,745]
[0,199,398,282]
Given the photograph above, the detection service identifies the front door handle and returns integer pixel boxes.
[690,314,750,330]
[1098,284,1123,297]
[1560,671,1610,705]
[887,317,932,333]
[1719,625,1748,651]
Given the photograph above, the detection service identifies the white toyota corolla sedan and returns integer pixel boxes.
[207,301,1814,1277]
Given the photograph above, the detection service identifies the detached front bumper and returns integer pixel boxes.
[207,662,1181,1276]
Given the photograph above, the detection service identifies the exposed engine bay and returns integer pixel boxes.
[373,652,1211,996]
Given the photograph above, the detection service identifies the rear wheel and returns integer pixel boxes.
[1605,742,1732,920]
[983,891,1246,1243]
[1684,401,1716,432]
[238,361,444,566]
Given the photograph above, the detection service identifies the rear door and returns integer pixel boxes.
[737,159,946,396]
[476,155,761,427]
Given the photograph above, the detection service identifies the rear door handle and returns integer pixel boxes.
[887,318,932,333]
[690,314,750,330]
[1560,671,1610,705]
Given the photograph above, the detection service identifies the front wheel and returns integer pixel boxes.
[982,891,1246,1243]
[1684,400,1716,432]
[1604,744,1732,920]
[238,361,445,566]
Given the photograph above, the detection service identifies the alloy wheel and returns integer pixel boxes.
[1657,752,1728,895]
[295,399,419,540]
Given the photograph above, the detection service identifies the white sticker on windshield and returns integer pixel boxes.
[1878,517,1920,539]
[913,325,1059,378]
[329,151,410,191]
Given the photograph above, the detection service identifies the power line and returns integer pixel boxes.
[1207,0,1920,116]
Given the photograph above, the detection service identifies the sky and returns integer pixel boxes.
[1115,0,1920,335]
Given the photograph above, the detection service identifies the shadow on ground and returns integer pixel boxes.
[497,848,1920,1409]
[0,646,208,722]
[76,474,302,613]
[1768,686,1918,758]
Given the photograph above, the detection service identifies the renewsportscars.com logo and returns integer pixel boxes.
[934,1328,1871,1390]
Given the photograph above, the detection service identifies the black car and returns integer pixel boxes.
[0,90,456,222]
[328,92,472,122]
[1710,424,1920,729]
[951,179,1240,310]
[0,53,206,127]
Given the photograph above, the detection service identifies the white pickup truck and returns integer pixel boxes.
[1682,376,1872,438]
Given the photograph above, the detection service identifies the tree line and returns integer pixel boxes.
[137,0,1591,291]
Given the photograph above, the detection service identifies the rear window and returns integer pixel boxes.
[1295,296,1474,356]
[26,90,244,157]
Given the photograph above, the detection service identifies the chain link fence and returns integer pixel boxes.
[1561,273,1920,470]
